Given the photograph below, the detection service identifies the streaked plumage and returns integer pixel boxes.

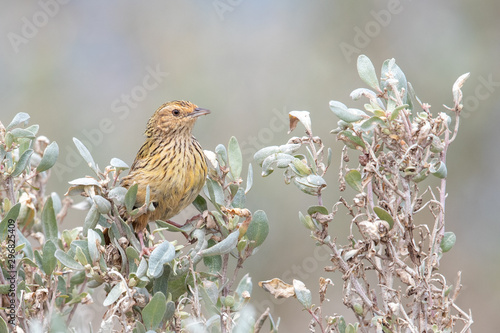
[121,100,209,248]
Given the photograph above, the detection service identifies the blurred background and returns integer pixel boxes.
[1,0,499,331]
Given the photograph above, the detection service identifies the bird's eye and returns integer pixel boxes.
[172,109,181,116]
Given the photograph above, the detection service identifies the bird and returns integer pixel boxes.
[120,100,210,254]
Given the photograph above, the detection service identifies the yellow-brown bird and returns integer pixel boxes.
[121,100,209,253]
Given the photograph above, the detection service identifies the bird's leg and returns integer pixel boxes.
[138,230,151,257]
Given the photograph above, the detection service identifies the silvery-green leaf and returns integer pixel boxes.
[11,149,33,177]
[215,144,228,166]
[357,55,381,91]
[42,197,58,244]
[142,292,167,330]
[429,159,447,179]
[108,186,128,205]
[124,183,138,212]
[83,204,99,236]
[148,241,175,278]
[278,143,302,155]
[36,141,59,173]
[87,229,100,264]
[293,279,312,309]
[360,117,386,132]
[329,101,367,123]
[42,240,57,276]
[73,137,98,174]
[350,88,378,101]
[381,58,408,103]
[10,128,36,139]
[246,210,269,248]
[7,112,30,130]
[345,170,363,192]
[93,195,111,214]
[110,157,129,171]
[55,250,84,270]
[254,146,280,165]
[228,136,243,179]
[373,206,394,229]
[102,281,126,307]
[245,163,253,194]
[199,230,240,257]
[68,177,101,187]
[441,232,456,253]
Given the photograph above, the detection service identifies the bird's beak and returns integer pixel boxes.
[189,107,211,117]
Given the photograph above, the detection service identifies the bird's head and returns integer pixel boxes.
[145,100,210,137]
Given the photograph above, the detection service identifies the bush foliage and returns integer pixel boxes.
[0,55,472,333]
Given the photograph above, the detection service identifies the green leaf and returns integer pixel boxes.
[11,149,33,177]
[307,205,329,216]
[125,183,138,212]
[75,246,88,266]
[153,264,171,296]
[87,229,100,264]
[73,137,98,174]
[142,292,167,330]
[215,143,228,166]
[203,240,222,274]
[6,112,30,130]
[235,273,253,298]
[42,197,58,244]
[0,203,21,242]
[329,101,367,123]
[199,230,240,257]
[10,128,35,139]
[231,187,246,209]
[360,117,386,132]
[110,157,129,171]
[299,211,316,231]
[345,170,363,192]
[373,207,394,229]
[381,58,408,103]
[192,195,208,213]
[228,136,243,179]
[108,186,128,205]
[55,250,84,270]
[390,104,409,121]
[93,195,111,214]
[36,141,59,173]
[103,281,126,306]
[42,240,57,276]
[254,146,280,165]
[441,232,456,253]
[164,301,175,322]
[246,210,269,248]
[148,241,175,278]
[82,204,99,237]
[357,55,381,91]
[245,163,253,194]
[293,279,312,309]
[0,316,8,333]
[204,178,224,207]
[429,160,447,179]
